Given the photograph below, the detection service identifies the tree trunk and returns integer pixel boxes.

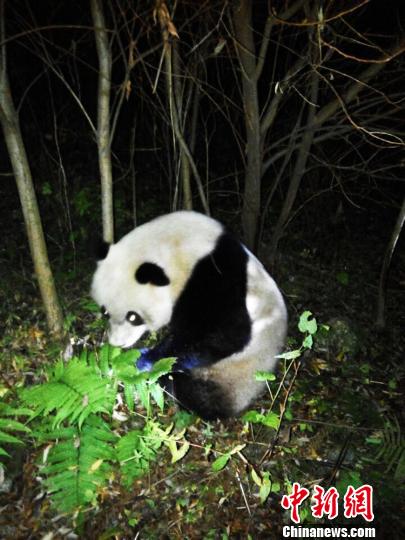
[159,11,209,214]
[0,3,64,338]
[233,0,261,251]
[268,68,319,263]
[376,195,405,328]
[91,0,114,242]
[172,41,192,210]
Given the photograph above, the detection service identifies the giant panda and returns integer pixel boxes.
[91,211,287,420]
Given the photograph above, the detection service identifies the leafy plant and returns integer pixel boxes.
[242,311,321,429]
[17,344,186,515]
[238,312,323,503]
[242,409,280,430]
[73,187,94,217]
[211,444,246,472]
[117,420,190,488]
[251,469,280,503]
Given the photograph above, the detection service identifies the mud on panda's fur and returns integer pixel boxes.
[91,211,287,420]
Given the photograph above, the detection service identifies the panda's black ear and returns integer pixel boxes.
[135,262,170,286]
[93,238,111,260]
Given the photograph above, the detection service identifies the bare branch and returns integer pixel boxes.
[269,0,371,27]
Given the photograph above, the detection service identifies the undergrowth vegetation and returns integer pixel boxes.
[15,348,183,516]
[0,308,404,538]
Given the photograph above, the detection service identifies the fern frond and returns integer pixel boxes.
[116,420,165,488]
[112,353,176,413]
[0,402,32,457]
[41,414,117,513]
[110,348,141,382]
[20,358,115,428]
[368,415,405,481]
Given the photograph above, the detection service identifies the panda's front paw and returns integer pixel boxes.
[175,355,201,371]
[136,348,153,372]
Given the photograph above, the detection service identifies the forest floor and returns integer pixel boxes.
[0,214,404,540]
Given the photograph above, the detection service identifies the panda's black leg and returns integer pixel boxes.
[169,372,233,420]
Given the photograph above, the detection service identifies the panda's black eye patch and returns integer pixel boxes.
[100,305,110,319]
[126,311,144,326]
[135,262,170,286]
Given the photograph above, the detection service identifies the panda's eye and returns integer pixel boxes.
[100,305,110,320]
[126,311,144,326]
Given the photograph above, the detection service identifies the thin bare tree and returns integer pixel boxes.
[91,0,114,242]
[377,195,405,329]
[232,0,262,249]
[0,0,64,338]
[155,0,209,214]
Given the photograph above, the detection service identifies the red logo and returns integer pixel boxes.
[311,485,339,519]
[281,482,310,524]
[343,484,374,522]
[281,483,374,524]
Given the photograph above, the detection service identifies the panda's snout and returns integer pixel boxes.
[108,321,147,349]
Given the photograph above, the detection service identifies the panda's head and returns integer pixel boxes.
[91,239,173,349]
[91,212,225,349]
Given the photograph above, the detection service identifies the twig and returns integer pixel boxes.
[235,469,251,516]
[260,360,302,465]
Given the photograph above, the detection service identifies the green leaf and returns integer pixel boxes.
[135,381,150,413]
[262,412,280,430]
[81,299,100,313]
[298,311,317,335]
[212,454,231,472]
[366,437,382,445]
[388,379,397,390]
[242,410,264,424]
[0,402,32,456]
[259,473,271,504]
[0,430,25,445]
[336,272,349,285]
[284,408,293,421]
[42,181,52,195]
[336,470,363,496]
[174,410,195,430]
[0,404,33,417]
[112,349,141,381]
[251,470,273,503]
[167,440,190,463]
[148,357,177,383]
[149,382,165,411]
[124,383,135,411]
[255,371,276,382]
[359,363,370,374]
[276,349,301,360]
[0,419,31,433]
[242,410,279,429]
[271,481,281,493]
[251,468,262,487]
[99,344,111,375]
[302,334,313,349]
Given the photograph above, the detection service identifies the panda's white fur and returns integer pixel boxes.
[91,211,287,419]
